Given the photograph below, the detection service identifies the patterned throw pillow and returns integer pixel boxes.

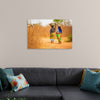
[7,74,29,92]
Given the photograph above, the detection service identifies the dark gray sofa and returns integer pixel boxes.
[0,68,100,100]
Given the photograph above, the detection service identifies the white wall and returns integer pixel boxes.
[0,0,100,68]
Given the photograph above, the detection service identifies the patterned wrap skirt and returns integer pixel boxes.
[50,32,55,41]
[56,33,62,43]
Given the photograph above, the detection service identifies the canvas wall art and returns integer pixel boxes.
[28,19,72,49]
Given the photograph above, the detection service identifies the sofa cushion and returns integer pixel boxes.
[58,86,100,100]
[56,68,83,85]
[0,86,62,100]
[13,68,56,86]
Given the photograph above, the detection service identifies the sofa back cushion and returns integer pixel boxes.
[13,68,56,86]
[56,68,83,85]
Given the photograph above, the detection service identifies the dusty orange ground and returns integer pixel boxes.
[28,25,72,49]
[28,37,72,49]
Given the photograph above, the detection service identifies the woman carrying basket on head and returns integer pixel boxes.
[49,23,56,43]
[56,25,62,43]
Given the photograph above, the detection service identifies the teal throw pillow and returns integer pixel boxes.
[80,68,100,93]
[0,80,3,91]
[0,68,9,90]
[4,68,14,76]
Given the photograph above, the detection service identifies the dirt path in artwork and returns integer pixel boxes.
[40,38,72,49]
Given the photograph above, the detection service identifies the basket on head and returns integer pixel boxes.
[49,23,55,27]
[57,23,61,26]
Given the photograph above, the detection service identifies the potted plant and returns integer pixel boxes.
[0,90,26,100]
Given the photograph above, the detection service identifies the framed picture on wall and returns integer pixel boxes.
[28,19,72,49]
